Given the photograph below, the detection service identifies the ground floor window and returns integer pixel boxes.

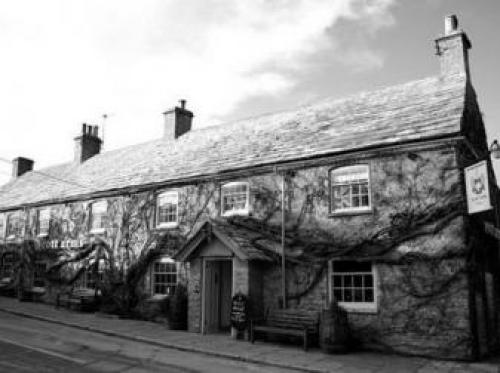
[329,260,377,311]
[76,262,104,289]
[151,258,178,296]
[33,261,46,288]
[1,252,17,279]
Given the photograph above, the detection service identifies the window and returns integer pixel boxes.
[90,201,107,233]
[38,208,51,236]
[0,214,4,239]
[1,253,17,279]
[330,260,377,312]
[156,191,179,228]
[221,182,250,216]
[151,258,177,296]
[330,165,371,214]
[33,261,46,288]
[6,212,23,239]
[76,265,104,290]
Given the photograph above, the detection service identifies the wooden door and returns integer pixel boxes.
[219,261,232,330]
[204,260,220,333]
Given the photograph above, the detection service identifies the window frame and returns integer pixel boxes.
[6,211,23,240]
[0,252,17,280]
[150,257,178,298]
[32,261,47,288]
[329,164,372,215]
[90,200,107,234]
[329,260,378,313]
[37,208,51,237]
[220,181,250,217]
[0,213,4,240]
[156,190,179,229]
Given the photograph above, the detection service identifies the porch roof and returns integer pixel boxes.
[174,219,277,262]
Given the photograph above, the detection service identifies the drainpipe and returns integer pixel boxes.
[281,173,287,309]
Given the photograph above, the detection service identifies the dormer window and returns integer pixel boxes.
[221,182,250,216]
[330,165,371,214]
[37,208,51,237]
[156,191,179,228]
[90,201,107,233]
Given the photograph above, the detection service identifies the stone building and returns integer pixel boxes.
[0,16,498,360]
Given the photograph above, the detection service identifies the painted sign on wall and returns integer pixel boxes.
[465,160,492,214]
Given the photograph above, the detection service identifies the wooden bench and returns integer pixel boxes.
[23,287,46,302]
[250,309,319,351]
[56,288,100,312]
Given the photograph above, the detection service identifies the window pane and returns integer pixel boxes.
[365,289,374,302]
[222,183,248,213]
[354,289,363,302]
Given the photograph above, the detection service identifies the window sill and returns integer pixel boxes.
[155,223,179,230]
[222,210,250,218]
[147,294,171,302]
[90,228,106,235]
[329,208,373,217]
[339,302,378,314]
[37,233,49,238]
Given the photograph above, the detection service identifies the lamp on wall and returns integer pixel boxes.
[490,140,500,160]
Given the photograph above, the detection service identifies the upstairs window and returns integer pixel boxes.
[0,214,4,239]
[330,260,377,311]
[6,212,23,239]
[90,201,107,233]
[151,258,178,297]
[37,208,51,236]
[221,182,250,216]
[330,165,371,214]
[156,191,179,228]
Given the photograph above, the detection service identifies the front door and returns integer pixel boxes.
[204,260,232,333]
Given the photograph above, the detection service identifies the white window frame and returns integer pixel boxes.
[6,211,22,240]
[0,214,4,239]
[151,257,178,298]
[330,165,371,214]
[37,208,51,237]
[221,181,250,217]
[156,190,179,229]
[32,261,47,289]
[329,260,378,313]
[90,201,107,234]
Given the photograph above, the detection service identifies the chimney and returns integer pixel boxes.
[74,123,102,163]
[12,157,34,178]
[435,15,472,78]
[163,99,193,139]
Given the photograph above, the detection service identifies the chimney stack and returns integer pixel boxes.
[163,99,193,139]
[435,14,472,78]
[12,157,34,178]
[74,123,102,163]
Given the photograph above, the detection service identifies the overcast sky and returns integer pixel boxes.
[0,0,499,185]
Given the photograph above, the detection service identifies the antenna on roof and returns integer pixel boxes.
[101,114,108,150]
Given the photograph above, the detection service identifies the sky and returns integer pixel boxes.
[0,0,499,185]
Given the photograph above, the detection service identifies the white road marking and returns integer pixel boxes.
[0,336,87,365]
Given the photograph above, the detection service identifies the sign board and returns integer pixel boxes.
[465,160,492,214]
[485,222,500,241]
[230,292,248,331]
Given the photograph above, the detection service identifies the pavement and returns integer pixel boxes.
[0,296,499,373]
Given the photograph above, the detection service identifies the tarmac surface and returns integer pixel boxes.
[0,296,499,373]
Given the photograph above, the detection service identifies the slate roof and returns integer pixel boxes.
[0,73,467,210]
[174,219,277,262]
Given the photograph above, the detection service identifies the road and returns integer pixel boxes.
[0,312,295,373]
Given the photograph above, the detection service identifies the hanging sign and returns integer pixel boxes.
[465,161,492,214]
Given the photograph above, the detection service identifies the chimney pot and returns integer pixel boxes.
[445,14,459,35]
[12,157,34,178]
[74,124,102,163]
[435,15,471,78]
[163,100,193,139]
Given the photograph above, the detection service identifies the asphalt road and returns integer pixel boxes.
[0,312,294,373]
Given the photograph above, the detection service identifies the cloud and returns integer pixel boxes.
[0,0,395,185]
